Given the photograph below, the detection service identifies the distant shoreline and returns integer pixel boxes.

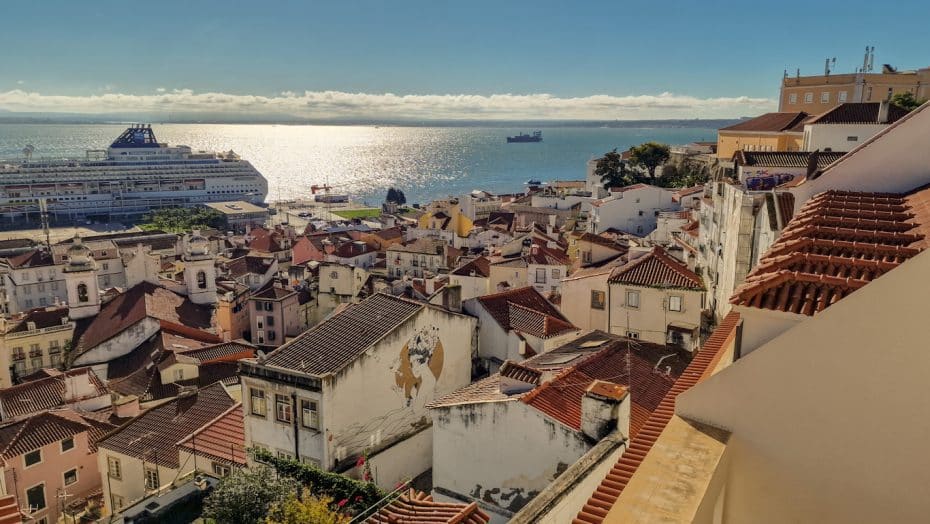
[0,115,738,129]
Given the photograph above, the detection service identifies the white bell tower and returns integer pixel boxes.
[183,230,217,304]
[63,236,100,320]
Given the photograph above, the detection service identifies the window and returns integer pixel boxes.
[174,369,184,381]
[821,92,830,103]
[330,271,338,279]
[257,331,265,344]
[301,399,319,430]
[108,456,122,479]
[254,302,262,311]
[838,91,848,103]
[102,262,109,271]
[804,92,813,103]
[638,210,644,216]
[591,290,606,310]
[267,330,276,341]
[26,484,45,511]
[626,290,640,308]
[31,356,42,370]
[250,388,267,417]
[535,268,546,284]
[112,495,125,511]
[847,136,859,142]
[626,331,640,339]
[64,468,78,486]
[212,462,231,477]
[266,315,274,327]
[276,450,294,460]
[551,268,560,280]
[24,449,41,467]
[144,467,160,490]
[61,437,75,453]
[197,270,207,289]
[48,340,60,353]
[668,295,683,312]
[788,93,797,104]
[77,283,88,303]
[275,394,292,423]
[264,302,273,312]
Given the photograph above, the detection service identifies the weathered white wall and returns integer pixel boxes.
[98,452,185,517]
[75,317,160,370]
[431,400,590,519]
[803,123,886,152]
[588,186,679,235]
[560,272,610,331]
[608,283,703,348]
[448,274,490,301]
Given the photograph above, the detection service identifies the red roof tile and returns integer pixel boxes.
[731,187,930,315]
[608,247,704,290]
[0,367,107,420]
[365,489,490,524]
[0,494,20,524]
[719,112,809,133]
[476,287,575,339]
[451,256,492,278]
[807,102,909,125]
[573,312,741,524]
[177,403,246,466]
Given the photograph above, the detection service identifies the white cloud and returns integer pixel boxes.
[156,87,166,93]
[16,80,25,85]
[0,88,775,120]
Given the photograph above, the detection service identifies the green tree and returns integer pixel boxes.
[386,187,407,205]
[629,142,671,182]
[890,92,927,112]
[139,207,226,233]
[265,489,350,524]
[658,158,710,188]
[595,149,639,189]
[203,466,300,524]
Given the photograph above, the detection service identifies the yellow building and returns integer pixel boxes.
[780,65,930,114]
[716,112,808,159]
[0,307,74,387]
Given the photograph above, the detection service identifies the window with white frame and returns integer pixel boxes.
[821,92,830,103]
[625,331,640,339]
[804,92,813,103]
[668,295,683,312]
[301,399,319,430]
[626,290,640,308]
[788,93,797,104]
[275,394,292,423]
[212,462,231,477]
[838,91,848,102]
[108,456,122,479]
[24,449,41,467]
[144,467,159,490]
[26,484,45,511]
[591,290,606,310]
[250,388,267,417]
[64,468,78,486]
[535,268,546,284]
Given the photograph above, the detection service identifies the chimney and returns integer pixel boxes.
[442,284,462,313]
[805,150,821,179]
[581,380,630,441]
[877,100,891,123]
[112,394,141,419]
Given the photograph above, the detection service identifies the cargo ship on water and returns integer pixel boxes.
[0,125,268,221]
[507,131,542,143]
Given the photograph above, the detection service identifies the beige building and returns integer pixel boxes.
[780,63,930,114]
[0,307,73,387]
[716,112,808,159]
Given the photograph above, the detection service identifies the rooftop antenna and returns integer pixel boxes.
[868,46,875,72]
[862,45,870,73]
[22,144,34,162]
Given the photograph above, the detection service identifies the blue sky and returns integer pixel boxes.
[1,0,927,119]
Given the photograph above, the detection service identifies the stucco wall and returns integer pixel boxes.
[431,400,590,519]
[588,186,678,236]
[560,272,610,331]
[74,317,160,370]
[608,283,703,348]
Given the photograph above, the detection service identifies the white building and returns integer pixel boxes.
[801,101,909,152]
[448,257,492,301]
[459,190,503,221]
[239,293,477,490]
[387,238,449,279]
[429,332,688,523]
[587,184,679,236]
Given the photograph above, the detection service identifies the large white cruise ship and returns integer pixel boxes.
[0,125,268,220]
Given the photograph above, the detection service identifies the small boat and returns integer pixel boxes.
[526,179,542,186]
[507,131,543,143]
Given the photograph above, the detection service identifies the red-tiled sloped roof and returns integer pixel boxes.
[72,282,215,358]
[5,307,70,334]
[719,112,809,132]
[98,382,235,469]
[731,187,930,315]
[0,367,107,420]
[608,247,704,290]
[573,312,741,524]
[0,408,118,460]
[5,249,53,269]
[476,287,575,339]
[573,232,626,251]
[0,494,20,524]
[451,256,492,278]
[733,150,846,169]
[499,360,542,384]
[182,341,256,364]
[808,102,910,125]
[177,403,246,466]
[365,489,490,524]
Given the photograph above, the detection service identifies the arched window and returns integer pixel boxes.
[197,270,207,290]
[77,283,89,303]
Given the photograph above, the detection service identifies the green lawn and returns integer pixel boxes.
[332,208,381,219]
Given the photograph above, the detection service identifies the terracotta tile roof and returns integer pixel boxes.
[364,489,490,524]
[451,256,492,277]
[499,360,542,385]
[177,403,246,466]
[808,102,910,125]
[4,306,70,334]
[181,341,256,364]
[5,249,54,269]
[251,285,296,300]
[375,226,404,240]
[672,185,704,201]
[731,187,930,315]
[719,112,809,133]
[573,312,741,524]
[388,237,446,255]
[572,232,626,251]
[607,247,704,290]
[263,293,423,375]
[224,255,274,278]
[733,150,846,169]
[71,282,216,359]
[0,494,20,524]
[0,367,107,420]
[98,382,235,469]
[476,287,575,338]
[521,339,686,438]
